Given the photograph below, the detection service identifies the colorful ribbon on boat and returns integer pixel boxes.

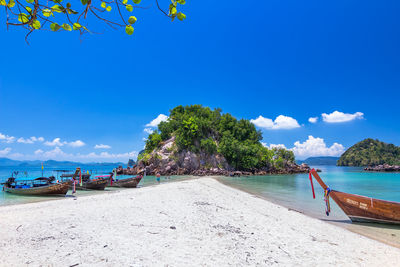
[324,187,331,216]
[79,169,82,187]
[309,171,315,199]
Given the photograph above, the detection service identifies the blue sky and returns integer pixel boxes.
[0,0,399,162]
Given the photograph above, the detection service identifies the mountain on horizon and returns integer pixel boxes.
[0,157,127,167]
[297,156,339,166]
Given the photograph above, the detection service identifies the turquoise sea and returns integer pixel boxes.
[217,166,400,247]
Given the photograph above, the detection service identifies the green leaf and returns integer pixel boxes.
[25,6,32,13]
[132,0,141,4]
[61,23,72,31]
[122,0,127,4]
[7,0,15,8]
[51,5,63,13]
[126,4,132,12]
[177,12,186,21]
[17,13,29,23]
[25,0,33,3]
[169,7,177,16]
[31,19,41,29]
[177,0,185,4]
[50,23,61,31]
[125,25,134,35]
[73,22,82,30]
[128,16,137,24]
[42,8,52,17]
[68,9,78,14]
[82,26,90,33]
[81,0,88,5]
[100,1,106,8]
[66,2,71,8]
[106,5,111,11]
[0,0,6,6]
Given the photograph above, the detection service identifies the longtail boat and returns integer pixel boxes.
[309,168,400,224]
[59,168,108,191]
[107,174,143,188]
[2,177,69,196]
[60,172,91,181]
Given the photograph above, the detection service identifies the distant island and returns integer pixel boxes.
[132,105,309,176]
[337,139,400,170]
[0,158,129,168]
[297,156,339,166]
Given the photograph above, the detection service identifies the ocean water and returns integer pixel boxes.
[217,166,400,247]
[0,165,191,206]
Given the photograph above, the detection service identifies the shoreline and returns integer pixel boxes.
[2,175,400,249]
[215,177,400,249]
[1,177,399,266]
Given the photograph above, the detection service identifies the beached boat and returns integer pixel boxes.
[74,178,108,190]
[309,168,400,224]
[107,175,143,188]
[2,177,69,196]
[60,171,91,181]
[59,168,108,191]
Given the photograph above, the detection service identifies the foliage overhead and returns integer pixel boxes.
[143,105,295,171]
[1,0,187,42]
[337,138,400,166]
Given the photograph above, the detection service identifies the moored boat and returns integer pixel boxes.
[309,168,400,224]
[107,174,143,188]
[2,177,69,196]
[75,178,108,190]
[59,168,108,191]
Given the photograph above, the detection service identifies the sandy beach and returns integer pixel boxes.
[1,178,399,266]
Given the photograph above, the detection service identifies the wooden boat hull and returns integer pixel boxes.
[331,190,400,224]
[108,176,142,188]
[4,182,70,196]
[62,173,91,180]
[71,178,108,190]
[310,169,400,225]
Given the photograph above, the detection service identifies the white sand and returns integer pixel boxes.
[0,178,399,266]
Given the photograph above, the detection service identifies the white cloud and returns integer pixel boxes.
[94,144,111,149]
[42,147,67,158]
[68,140,85,148]
[308,117,318,123]
[269,144,287,149]
[17,136,45,144]
[17,147,138,163]
[0,147,12,156]
[34,149,44,155]
[0,133,15,143]
[44,138,67,147]
[44,138,85,148]
[144,128,154,134]
[322,111,364,123]
[251,115,300,130]
[290,135,345,159]
[146,114,168,127]
[261,142,287,149]
[77,151,138,161]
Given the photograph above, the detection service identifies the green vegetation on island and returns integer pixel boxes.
[138,105,296,172]
[337,138,400,166]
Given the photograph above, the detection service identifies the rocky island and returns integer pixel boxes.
[130,105,310,176]
[337,138,400,172]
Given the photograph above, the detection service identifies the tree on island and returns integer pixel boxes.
[337,138,400,166]
[0,0,187,42]
[139,105,296,172]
